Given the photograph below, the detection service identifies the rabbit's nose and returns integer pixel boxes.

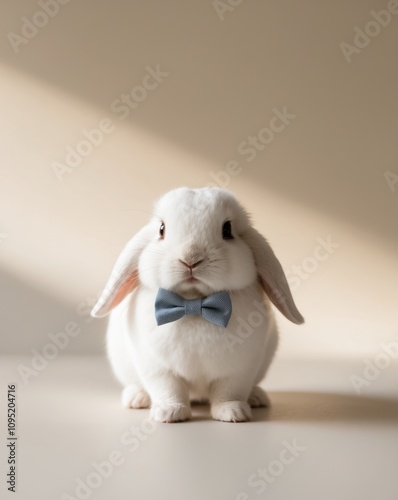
[179,259,203,271]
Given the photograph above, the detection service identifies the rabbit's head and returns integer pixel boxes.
[91,187,304,324]
[139,187,257,297]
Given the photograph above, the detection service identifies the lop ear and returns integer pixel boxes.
[242,226,304,325]
[91,225,153,318]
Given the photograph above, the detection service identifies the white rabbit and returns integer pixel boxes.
[91,187,304,423]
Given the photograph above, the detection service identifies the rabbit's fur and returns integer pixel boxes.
[92,187,303,422]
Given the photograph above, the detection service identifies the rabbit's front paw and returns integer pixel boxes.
[150,403,191,423]
[122,385,151,409]
[248,386,270,408]
[211,401,252,422]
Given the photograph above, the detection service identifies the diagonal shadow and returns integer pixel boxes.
[0,266,106,355]
[1,2,397,248]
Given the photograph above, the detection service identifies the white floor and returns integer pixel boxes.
[1,355,398,500]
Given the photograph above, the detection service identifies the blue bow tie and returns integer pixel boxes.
[155,288,232,328]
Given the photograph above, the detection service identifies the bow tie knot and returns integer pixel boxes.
[155,288,232,328]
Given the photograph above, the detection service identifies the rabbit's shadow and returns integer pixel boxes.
[191,391,398,423]
[255,391,398,423]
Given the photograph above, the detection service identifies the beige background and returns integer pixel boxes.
[1,0,397,357]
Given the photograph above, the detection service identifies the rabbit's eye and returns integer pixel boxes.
[222,221,233,240]
[159,222,165,239]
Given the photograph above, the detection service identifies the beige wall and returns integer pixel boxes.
[1,0,397,357]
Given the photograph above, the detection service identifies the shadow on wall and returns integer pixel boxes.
[1,1,397,248]
[0,266,106,354]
